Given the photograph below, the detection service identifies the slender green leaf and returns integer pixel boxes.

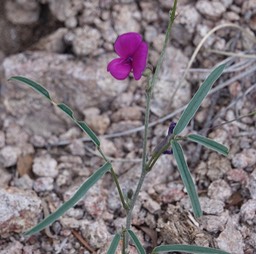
[57,103,74,119]
[173,64,226,135]
[152,244,230,254]
[107,233,121,254]
[187,134,228,156]
[57,103,100,146]
[76,121,100,147]
[127,229,146,254]
[172,141,202,217]
[9,76,100,147]
[9,76,52,101]
[25,162,112,236]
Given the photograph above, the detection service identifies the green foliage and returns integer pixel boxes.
[187,134,229,156]
[127,230,146,254]
[173,64,226,135]
[9,76,100,147]
[107,233,121,254]
[172,140,202,217]
[152,244,230,254]
[25,162,112,236]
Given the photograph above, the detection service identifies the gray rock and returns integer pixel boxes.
[0,131,5,148]
[200,197,225,215]
[208,180,232,202]
[0,187,41,236]
[111,106,142,122]
[33,177,54,192]
[68,139,85,156]
[81,219,110,249]
[71,27,102,56]
[83,180,107,218]
[227,168,248,184]
[32,155,58,177]
[145,26,158,43]
[5,123,29,145]
[207,154,232,181]
[78,1,101,26]
[240,199,256,224]
[31,28,68,53]
[247,169,256,199]
[0,240,23,254]
[13,174,34,190]
[5,0,40,25]
[112,4,141,34]
[220,0,233,7]
[232,153,248,168]
[83,108,110,135]
[151,46,191,116]
[139,192,160,213]
[0,146,21,167]
[99,138,117,157]
[3,52,128,136]
[0,168,12,187]
[47,0,83,23]
[66,208,84,220]
[141,2,158,23]
[60,217,81,229]
[201,211,229,233]
[56,169,72,187]
[176,4,201,34]
[216,216,244,254]
[196,0,226,20]
[232,149,256,169]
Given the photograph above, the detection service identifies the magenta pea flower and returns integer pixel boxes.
[107,32,148,80]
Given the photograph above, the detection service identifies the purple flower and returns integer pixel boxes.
[107,32,148,80]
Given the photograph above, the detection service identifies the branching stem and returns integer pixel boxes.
[122,1,178,252]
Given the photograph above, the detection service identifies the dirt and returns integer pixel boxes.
[0,0,256,253]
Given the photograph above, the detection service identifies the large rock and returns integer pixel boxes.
[0,187,41,236]
[5,0,40,25]
[2,52,128,136]
[151,46,191,116]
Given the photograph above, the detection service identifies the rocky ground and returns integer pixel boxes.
[0,0,256,253]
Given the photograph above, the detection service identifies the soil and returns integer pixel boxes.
[0,0,256,254]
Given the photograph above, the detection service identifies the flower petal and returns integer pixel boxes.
[132,42,148,80]
[107,58,132,80]
[114,32,142,58]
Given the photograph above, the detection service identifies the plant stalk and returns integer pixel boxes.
[123,2,178,252]
[98,147,128,210]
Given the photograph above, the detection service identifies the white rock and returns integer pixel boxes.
[112,4,141,34]
[208,180,232,202]
[3,52,128,135]
[5,0,40,25]
[216,216,244,254]
[196,0,226,20]
[0,187,41,236]
[72,27,102,56]
[0,146,21,167]
[240,199,256,223]
[200,197,224,215]
[33,177,54,192]
[32,155,58,177]
[81,219,111,249]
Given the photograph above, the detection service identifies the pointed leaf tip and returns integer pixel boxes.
[173,64,226,135]
[9,76,52,101]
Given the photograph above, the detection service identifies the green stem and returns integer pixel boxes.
[123,2,178,252]
[150,0,177,91]
[98,147,128,210]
